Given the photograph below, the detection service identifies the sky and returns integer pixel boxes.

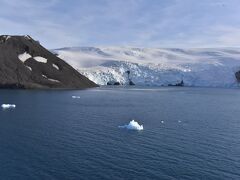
[0,0,240,48]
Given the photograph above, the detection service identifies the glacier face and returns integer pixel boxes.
[54,47,240,87]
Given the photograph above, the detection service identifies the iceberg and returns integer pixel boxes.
[1,104,16,109]
[72,96,81,99]
[119,120,143,131]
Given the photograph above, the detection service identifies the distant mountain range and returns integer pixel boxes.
[0,35,97,89]
[54,47,240,88]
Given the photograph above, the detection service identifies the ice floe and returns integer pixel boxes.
[1,104,16,109]
[119,120,143,131]
[72,96,81,99]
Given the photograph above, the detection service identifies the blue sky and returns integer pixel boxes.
[0,0,240,48]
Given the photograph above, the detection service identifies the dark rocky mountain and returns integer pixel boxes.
[235,71,240,82]
[0,35,98,89]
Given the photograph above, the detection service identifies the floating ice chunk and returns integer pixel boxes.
[119,120,143,131]
[18,52,32,63]
[178,120,182,123]
[1,104,16,109]
[34,56,47,63]
[52,63,60,70]
[72,96,81,99]
[161,121,164,124]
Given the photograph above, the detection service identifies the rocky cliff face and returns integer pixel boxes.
[235,71,240,82]
[0,35,97,89]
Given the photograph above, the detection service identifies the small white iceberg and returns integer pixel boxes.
[72,96,81,99]
[1,104,16,109]
[119,120,143,131]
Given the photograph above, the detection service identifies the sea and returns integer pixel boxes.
[0,87,240,180]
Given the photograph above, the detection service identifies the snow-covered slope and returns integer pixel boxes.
[54,47,240,87]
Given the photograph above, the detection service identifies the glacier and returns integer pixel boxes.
[54,47,240,88]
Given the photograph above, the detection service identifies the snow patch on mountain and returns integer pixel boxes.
[54,47,240,87]
[34,56,48,63]
[25,65,32,71]
[52,63,59,70]
[18,52,32,63]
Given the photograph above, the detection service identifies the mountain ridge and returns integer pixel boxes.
[0,35,97,89]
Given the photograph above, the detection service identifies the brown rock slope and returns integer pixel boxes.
[0,35,98,89]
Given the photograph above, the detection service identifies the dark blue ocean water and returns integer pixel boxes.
[0,87,240,180]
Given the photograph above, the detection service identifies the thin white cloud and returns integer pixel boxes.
[0,0,239,48]
[1,0,58,8]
